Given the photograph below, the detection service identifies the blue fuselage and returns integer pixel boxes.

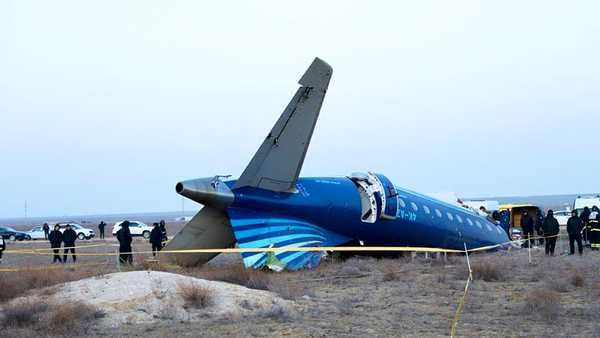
[228,176,508,250]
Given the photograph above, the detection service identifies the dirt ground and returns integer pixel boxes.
[1,236,600,338]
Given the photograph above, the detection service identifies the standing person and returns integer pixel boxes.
[0,236,5,264]
[42,222,50,240]
[581,206,591,243]
[159,220,168,247]
[98,221,106,239]
[116,221,133,264]
[62,224,77,263]
[589,209,600,251]
[500,209,511,237]
[566,210,584,255]
[542,210,560,256]
[535,210,545,246]
[149,223,163,257]
[520,210,534,248]
[48,224,63,263]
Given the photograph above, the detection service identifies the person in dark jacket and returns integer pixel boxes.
[42,222,50,240]
[159,220,168,247]
[149,223,163,257]
[0,236,5,264]
[520,211,534,248]
[542,210,560,256]
[62,224,77,262]
[116,221,133,264]
[589,210,600,251]
[98,221,106,239]
[581,206,591,243]
[48,224,63,263]
[500,209,511,237]
[566,209,584,255]
[535,209,545,246]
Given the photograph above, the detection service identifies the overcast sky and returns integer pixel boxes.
[1,1,599,218]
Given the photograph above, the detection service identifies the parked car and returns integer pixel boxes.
[27,225,47,240]
[56,223,95,240]
[0,226,32,241]
[553,210,571,226]
[112,221,152,239]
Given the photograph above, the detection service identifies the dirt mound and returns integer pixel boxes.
[30,271,289,326]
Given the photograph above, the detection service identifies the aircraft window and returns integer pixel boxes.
[398,198,406,208]
[410,202,418,212]
[475,220,483,229]
[435,209,442,218]
[496,227,502,234]
[456,215,463,223]
[486,224,493,232]
[423,205,430,214]
[447,212,454,221]
[467,219,474,226]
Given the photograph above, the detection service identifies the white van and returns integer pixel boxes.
[574,195,600,210]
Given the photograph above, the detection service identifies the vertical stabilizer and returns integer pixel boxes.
[234,58,333,192]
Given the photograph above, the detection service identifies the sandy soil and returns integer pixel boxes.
[15,271,288,326]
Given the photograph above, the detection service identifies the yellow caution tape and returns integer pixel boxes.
[2,233,566,257]
[450,276,471,337]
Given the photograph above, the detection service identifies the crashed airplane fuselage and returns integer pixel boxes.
[166,58,509,270]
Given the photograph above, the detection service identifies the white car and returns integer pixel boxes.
[28,223,95,240]
[553,210,571,226]
[57,223,96,240]
[112,221,153,239]
[26,225,47,240]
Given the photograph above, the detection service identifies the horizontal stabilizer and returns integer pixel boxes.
[233,57,333,192]
[227,207,350,270]
[163,207,236,266]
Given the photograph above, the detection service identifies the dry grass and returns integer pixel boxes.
[0,267,104,303]
[521,290,562,322]
[381,266,401,282]
[44,301,105,334]
[190,264,271,291]
[470,261,508,282]
[178,283,213,309]
[0,299,48,327]
[1,299,104,336]
[268,278,313,300]
[571,270,585,288]
[256,305,292,322]
[336,296,357,316]
[545,277,571,293]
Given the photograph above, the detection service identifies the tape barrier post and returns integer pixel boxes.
[116,247,121,272]
[450,242,472,338]
[528,237,532,264]
[464,242,472,281]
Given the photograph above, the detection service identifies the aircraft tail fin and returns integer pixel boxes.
[163,207,236,266]
[233,58,333,192]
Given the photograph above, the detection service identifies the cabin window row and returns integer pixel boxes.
[397,197,491,231]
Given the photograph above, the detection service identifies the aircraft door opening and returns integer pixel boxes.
[349,172,396,223]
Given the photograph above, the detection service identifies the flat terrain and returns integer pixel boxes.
[1,236,600,338]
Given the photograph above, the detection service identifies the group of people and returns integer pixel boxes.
[48,224,79,263]
[520,206,600,256]
[115,220,167,265]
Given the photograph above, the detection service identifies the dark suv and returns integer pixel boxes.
[0,226,32,241]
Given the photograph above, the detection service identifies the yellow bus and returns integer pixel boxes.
[499,204,542,229]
